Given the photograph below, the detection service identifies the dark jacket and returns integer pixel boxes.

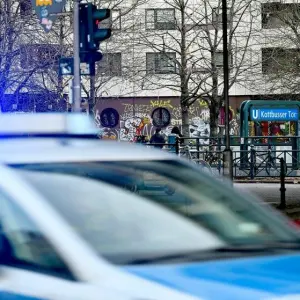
[150,133,165,148]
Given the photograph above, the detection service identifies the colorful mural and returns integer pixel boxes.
[94,98,239,141]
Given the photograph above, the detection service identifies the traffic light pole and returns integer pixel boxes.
[89,75,95,115]
[72,0,81,112]
[222,0,233,182]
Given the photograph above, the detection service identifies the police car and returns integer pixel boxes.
[0,113,300,300]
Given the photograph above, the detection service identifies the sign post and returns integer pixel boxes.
[222,0,233,182]
[72,0,81,113]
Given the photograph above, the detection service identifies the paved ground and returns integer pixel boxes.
[234,183,300,205]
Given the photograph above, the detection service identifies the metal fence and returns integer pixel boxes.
[145,135,300,180]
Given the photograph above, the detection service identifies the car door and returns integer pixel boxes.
[0,176,124,300]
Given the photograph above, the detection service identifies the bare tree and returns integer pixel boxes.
[253,2,300,97]
[127,0,260,136]
[79,0,149,114]
[0,0,74,112]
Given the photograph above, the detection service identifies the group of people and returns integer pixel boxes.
[149,126,183,149]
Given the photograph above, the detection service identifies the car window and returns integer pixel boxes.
[13,160,299,241]
[14,170,226,264]
[0,189,75,280]
[12,160,300,264]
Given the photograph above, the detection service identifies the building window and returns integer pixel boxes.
[112,9,121,30]
[97,53,122,76]
[262,48,300,75]
[20,44,61,70]
[146,52,176,74]
[215,51,233,68]
[20,0,32,18]
[145,9,175,30]
[212,7,231,27]
[261,3,300,29]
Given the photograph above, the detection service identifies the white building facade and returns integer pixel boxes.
[2,0,300,138]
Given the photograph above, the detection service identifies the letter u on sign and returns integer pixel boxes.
[252,109,258,120]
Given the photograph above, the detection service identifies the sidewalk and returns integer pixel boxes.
[271,203,300,219]
[234,178,300,184]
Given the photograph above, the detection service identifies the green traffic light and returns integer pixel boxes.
[94,29,112,41]
[93,9,111,21]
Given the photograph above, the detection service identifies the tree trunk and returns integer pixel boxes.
[179,4,189,140]
[181,103,189,137]
[209,101,219,138]
[209,66,220,138]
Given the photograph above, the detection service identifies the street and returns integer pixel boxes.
[234,183,300,206]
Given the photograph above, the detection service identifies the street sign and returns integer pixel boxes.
[250,108,299,121]
[32,0,67,32]
[59,58,95,76]
[80,63,90,75]
[59,58,74,76]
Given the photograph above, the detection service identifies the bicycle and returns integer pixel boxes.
[178,145,213,175]
[252,147,283,176]
[202,150,223,176]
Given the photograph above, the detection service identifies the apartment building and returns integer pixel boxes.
[91,0,300,140]
[2,0,300,138]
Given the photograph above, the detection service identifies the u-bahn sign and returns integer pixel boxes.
[250,108,299,121]
[32,0,67,32]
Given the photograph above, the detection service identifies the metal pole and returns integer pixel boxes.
[89,75,95,115]
[58,16,64,111]
[222,0,233,181]
[72,0,81,112]
[279,158,286,209]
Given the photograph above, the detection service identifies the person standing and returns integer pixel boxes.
[150,128,166,149]
[168,126,183,153]
[171,126,183,143]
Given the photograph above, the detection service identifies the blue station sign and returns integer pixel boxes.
[250,108,299,121]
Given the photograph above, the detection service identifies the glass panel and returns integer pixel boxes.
[17,168,225,264]
[156,53,176,74]
[98,53,122,76]
[13,159,300,265]
[0,190,73,279]
[146,9,155,29]
[146,53,156,74]
[156,9,175,29]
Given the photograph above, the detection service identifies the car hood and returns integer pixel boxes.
[124,253,300,300]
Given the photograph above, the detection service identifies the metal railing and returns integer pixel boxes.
[144,135,300,180]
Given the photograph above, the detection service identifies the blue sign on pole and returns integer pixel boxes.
[59,57,95,76]
[250,108,299,121]
[59,57,74,76]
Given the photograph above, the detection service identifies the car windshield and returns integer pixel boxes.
[13,160,300,264]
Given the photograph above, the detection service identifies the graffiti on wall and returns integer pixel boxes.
[95,98,239,141]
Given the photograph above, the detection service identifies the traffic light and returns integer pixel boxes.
[79,3,111,74]
[81,3,111,51]
[79,4,88,55]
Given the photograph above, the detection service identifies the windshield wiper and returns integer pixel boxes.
[123,242,300,265]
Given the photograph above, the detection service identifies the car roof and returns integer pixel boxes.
[0,138,176,164]
[0,113,98,135]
